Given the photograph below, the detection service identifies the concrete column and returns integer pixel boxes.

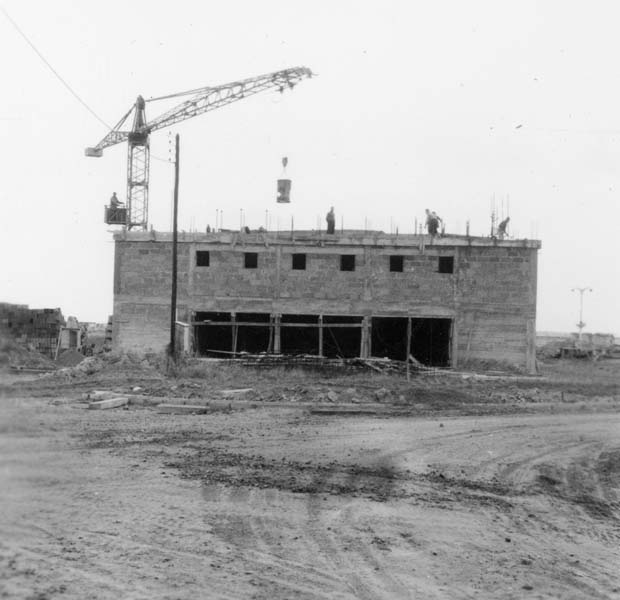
[267,314,274,353]
[361,316,372,358]
[231,312,237,355]
[274,246,282,300]
[450,318,458,368]
[360,317,367,358]
[274,314,281,354]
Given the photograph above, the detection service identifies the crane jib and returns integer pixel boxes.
[88,66,313,230]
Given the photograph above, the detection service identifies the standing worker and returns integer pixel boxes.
[497,216,510,240]
[326,206,336,234]
[425,208,441,237]
[110,192,123,208]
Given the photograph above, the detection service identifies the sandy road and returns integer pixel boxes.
[0,396,619,599]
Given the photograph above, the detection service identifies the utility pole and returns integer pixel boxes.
[169,134,180,360]
[571,287,592,341]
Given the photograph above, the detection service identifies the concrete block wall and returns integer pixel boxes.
[112,239,189,353]
[112,231,540,371]
[113,301,171,353]
[454,246,538,370]
[192,247,278,300]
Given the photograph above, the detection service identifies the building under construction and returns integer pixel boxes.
[111,229,541,373]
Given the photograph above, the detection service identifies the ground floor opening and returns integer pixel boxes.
[193,312,451,366]
[371,317,451,366]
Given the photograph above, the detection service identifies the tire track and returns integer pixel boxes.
[205,485,347,598]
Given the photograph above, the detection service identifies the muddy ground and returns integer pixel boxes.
[0,358,619,599]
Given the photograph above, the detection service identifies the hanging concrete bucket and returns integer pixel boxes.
[277,178,291,203]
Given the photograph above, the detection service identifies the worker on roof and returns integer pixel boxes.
[497,216,510,240]
[326,206,336,234]
[110,192,123,208]
[425,209,442,237]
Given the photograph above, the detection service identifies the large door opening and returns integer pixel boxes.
[371,317,408,360]
[194,312,232,357]
[235,313,271,354]
[370,317,451,366]
[322,315,362,359]
[280,314,319,355]
[410,318,451,366]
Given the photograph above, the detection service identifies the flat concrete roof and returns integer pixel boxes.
[114,229,542,249]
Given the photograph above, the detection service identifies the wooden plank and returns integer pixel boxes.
[310,407,380,416]
[156,404,209,414]
[87,390,120,401]
[88,397,129,410]
[192,321,364,328]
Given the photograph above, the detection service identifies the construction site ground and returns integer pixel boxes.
[1,357,619,599]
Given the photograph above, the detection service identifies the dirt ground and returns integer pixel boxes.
[0,358,619,599]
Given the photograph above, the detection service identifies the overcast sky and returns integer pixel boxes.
[1,1,618,333]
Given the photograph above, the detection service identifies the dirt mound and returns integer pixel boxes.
[0,335,55,369]
[56,349,85,367]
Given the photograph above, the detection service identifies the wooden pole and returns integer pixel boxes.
[231,313,238,355]
[406,317,412,381]
[267,314,274,353]
[169,133,180,360]
[274,314,281,354]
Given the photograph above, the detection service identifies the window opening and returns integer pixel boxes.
[244,252,258,269]
[438,256,454,274]
[292,253,306,270]
[196,251,210,267]
[390,256,404,272]
[340,255,355,271]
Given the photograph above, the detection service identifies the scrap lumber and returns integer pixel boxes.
[156,404,209,414]
[87,390,122,401]
[88,397,129,410]
[310,406,380,416]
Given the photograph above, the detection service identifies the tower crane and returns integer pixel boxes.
[85,66,313,230]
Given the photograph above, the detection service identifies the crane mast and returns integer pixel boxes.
[86,67,313,230]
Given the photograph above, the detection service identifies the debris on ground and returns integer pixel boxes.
[1,355,619,598]
[236,353,443,375]
[88,397,129,410]
[156,404,210,415]
[56,349,86,367]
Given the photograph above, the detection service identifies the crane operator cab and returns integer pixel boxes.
[105,192,127,225]
[277,156,291,203]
